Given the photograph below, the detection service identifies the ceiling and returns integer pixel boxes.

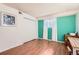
[4,3,79,17]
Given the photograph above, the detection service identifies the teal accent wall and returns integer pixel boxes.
[38,20,44,39]
[57,15,76,41]
[48,28,52,40]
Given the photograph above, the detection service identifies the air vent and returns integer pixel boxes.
[19,11,22,14]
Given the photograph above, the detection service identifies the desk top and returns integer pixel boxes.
[68,37,79,48]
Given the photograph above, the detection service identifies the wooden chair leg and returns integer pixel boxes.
[76,50,79,55]
[67,46,72,55]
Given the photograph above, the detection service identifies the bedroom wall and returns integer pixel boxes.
[57,15,76,41]
[0,4,37,52]
[37,7,79,42]
[38,15,76,42]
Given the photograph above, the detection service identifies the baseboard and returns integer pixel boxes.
[57,41,65,43]
[0,42,23,53]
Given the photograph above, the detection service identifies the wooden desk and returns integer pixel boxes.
[68,37,79,55]
[64,35,79,46]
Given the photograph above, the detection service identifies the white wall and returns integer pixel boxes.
[0,4,37,52]
[76,13,79,34]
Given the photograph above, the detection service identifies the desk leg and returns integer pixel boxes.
[73,48,76,55]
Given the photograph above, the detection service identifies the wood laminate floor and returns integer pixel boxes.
[0,39,68,55]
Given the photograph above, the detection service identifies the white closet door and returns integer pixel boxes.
[51,18,57,41]
[43,18,57,41]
